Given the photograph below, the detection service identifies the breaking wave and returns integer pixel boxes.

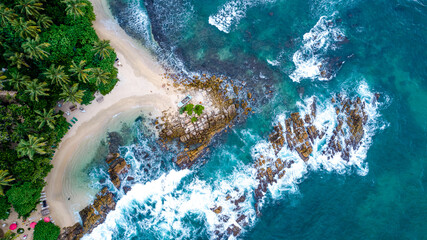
[208,0,276,33]
[290,14,347,82]
[83,82,386,239]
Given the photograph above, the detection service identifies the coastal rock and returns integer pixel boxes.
[108,157,130,189]
[59,187,116,240]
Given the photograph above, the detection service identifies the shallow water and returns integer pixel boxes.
[83,0,427,239]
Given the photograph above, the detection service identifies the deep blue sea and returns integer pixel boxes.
[83,0,427,239]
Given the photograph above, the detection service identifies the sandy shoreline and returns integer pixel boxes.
[44,0,182,228]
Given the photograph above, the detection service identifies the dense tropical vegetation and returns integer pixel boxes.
[0,0,118,219]
[33,220,60,240]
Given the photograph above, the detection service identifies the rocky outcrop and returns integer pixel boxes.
[108,156,130,189]
[159,74,248,169]
[251,95,372,214]
[59,154,130,240]
[58,187,116,240]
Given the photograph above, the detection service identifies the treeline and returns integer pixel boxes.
[0,0,118,220]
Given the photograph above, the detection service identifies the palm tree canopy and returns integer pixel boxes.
[44,64,70,87]
[0,4,17,27]
[7,71,31,90]
[22,36,50,60]
[36,14,52,29]
[60,83,85,104]
[0,170,15,196]
[6,52,29,69]
[91,67,109,86]
[15,0,44,18]
[34,108,57,129]
[24,79,49,101]
[92,40,113,59]
[11,17,40,39]
[62,0,87,18]
[69,60,92,83]
[16,134,47,160]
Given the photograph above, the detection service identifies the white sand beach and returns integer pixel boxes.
[44,0,183,228]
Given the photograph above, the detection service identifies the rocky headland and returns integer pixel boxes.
[158,73,252,168]
[209,94,377,239]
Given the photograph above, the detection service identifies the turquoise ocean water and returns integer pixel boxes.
[83,0,427,239]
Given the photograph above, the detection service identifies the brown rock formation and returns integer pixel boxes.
[58,187,116,240]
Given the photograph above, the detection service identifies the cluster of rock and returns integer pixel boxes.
[205,94,376,239]
[210,194,249,239]
[159,74,251,169]
[59,153,130,240]
[58,187,116,240]
[251,95,373,213]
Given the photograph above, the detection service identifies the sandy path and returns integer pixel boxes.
[45,0,183,228]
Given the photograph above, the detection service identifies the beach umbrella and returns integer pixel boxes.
[9,223,17,230]
[30,222,37,228]
[43,217,50,222]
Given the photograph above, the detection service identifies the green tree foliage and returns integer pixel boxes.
[16,135,47,160]
[15,0,43,18]
[183,104,194,116]
[22,36,50,60]
[0,230,17,240]
[6,182,42,217]
[0,0,118,221]
[44,64,70,87]
[0,196,11,220]
[69,60,92,83]
[24,79,49,101]
[194,104,204,116]
[34,108,57,129]
[33,221,60,240]
[60,83,84,104]
[92,39,113,59]
[0,170,14,196]
[62,0,87,19]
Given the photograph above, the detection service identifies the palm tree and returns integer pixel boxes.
[0,4,17,27]
[44,64,70,87]
[34,108,57,129]
[60,83,84,104]
[62,0,87,19]
[6,52,29,69]
[16,135,47,160]
[7,71,31,90]
[0,170,14,196]
[69,60,92,83]
[11,17,40,39]
[24,79,49,101]
[22,36,50,60]
[36,14,52,29]
[91,67,109,86]
[92,40,113,59]
[0,70,6,89]
[15,0,43,18]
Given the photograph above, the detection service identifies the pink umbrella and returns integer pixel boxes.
[30,222,37,228]
[9,223,17,230]
[43,217,50,223]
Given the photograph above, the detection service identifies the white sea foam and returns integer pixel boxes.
[289,14,346,82]
[209,0,275,33]
[84,83,385,239]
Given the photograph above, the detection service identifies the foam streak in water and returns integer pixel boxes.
[290,14,346,82]
[209,0,275,33]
